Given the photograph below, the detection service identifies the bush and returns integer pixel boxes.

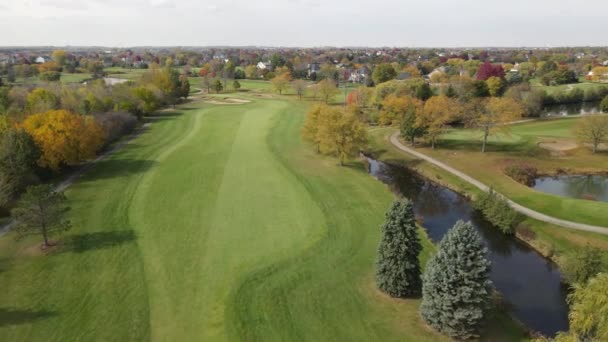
[473,189,521,234]
[504,163,538,186]
[562,246,605,285]
[601,95,608,113]
[93,112,137,145]
[39,71,61,82]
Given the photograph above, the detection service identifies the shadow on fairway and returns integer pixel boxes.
[61,230,137,254]
[79,159,157,183]
[0,308,57,327]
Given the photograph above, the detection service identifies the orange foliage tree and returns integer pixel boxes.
[379,94,423,126]
[21,110,105,170]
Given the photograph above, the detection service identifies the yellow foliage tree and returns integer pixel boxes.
[271,72,291,95]
[418,96,460,149]
[468,97,523,152]
[379,94,423,126]
[21,110,105,170]
[318,79,340,104]
[590,66,608,82]
[302,105,367,165]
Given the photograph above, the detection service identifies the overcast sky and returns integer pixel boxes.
[0,0,607,47]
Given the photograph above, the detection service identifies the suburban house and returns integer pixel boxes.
[349,66,370,83]
[257,61,272,70]
[35,56,47,64]
[307,63,321,78]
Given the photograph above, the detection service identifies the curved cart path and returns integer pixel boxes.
[389,131,608,236]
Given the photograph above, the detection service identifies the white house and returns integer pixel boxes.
[257,61,271,70]
[35,56,46,64]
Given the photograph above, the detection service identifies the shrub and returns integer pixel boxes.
[562,246,605,285]
[473,189,520,234]
[420,221,492,340]
[504,163,538,186]
[601,95,608,113]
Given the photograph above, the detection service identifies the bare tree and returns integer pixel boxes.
[575,114,608,153]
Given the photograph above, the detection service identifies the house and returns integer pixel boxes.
[307,63,321,78]
[349,66,370,83]
[257,61,272,70]
[35,56,46,64]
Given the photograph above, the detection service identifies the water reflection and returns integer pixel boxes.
[533,175,608,202]
[541,102,600,117]
[367,157,569,337]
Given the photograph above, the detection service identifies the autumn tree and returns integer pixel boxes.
[485,76,505,97]
[420,221,492,340]
[179,77,190,99]
[417,95,459,149]
[562,246,605,285]
[476,62,505,81]
[51,49,67,66]
[376,199,422,298]
[401,106,426,145]
[132,86,161,117]
[308,105,367,165]
[372,63,397,85]
[318,79,339,104]
[574,114,608,153]
[467,98,524,152]
[11,184,71,249]
[26,88,59,113]
[21,110,105,170]
[292,79,307,100]
[379,94,423,126]
[271,72,291,95]
[301,104,323,152]
[233,80,241,91]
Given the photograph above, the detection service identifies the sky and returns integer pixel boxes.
[0,0,607,47]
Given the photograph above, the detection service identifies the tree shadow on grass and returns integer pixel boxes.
[78,159,157,184]
[60,230,137,254]
[0,308,57,327]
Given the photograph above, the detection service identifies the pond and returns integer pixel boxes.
[541,101,601,117]
[533,174,608,202]
[366,157,569,337]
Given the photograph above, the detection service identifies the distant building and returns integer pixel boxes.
[349,66,370,83]
[257,61,272,70]
[307,63,321,78]
[35,56,46,64]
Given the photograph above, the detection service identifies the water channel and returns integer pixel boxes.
[366,157,569,337]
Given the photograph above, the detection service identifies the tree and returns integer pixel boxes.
[0,87,11,113]
[11,184,71,248]
[212,79,223,93]
[315,105,367,165]
[559,273,608,341]
[420,220,492,340]
[301,105,323,152]
[467,98,524,152]
[372,63,397,85]
[233,80,241,91]
[0,128,40,206]
[26,88,59,113]
[417,95,458,149]
[376,199,422,298]
[21,110,105,170]
[271,72,291,95]
[317,79,339,104]
[132,86,161,117]
[245,65,258,79]
[401,106,426,144]
[292,79,306,100]
[562,246,605,285]
[40,71,61,82]
[379,94,422,126]
[574,114,608,153]
[51,50,67,66]
[415,83,433,101]
[179,77,190,99]
[476,62,505,80]
[485,76,504,97]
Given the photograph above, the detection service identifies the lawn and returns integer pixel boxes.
[530,78,608,95]
[0,94,529,340]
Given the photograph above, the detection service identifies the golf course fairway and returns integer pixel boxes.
[0,96,521,341]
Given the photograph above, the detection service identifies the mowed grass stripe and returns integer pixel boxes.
[130,99,325,340]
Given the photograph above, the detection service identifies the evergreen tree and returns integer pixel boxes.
[420,220,492,340]
[376,199,422,297]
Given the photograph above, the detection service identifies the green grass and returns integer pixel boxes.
[530,78,608,95]
[2,96,509,341]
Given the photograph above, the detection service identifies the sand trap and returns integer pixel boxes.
[538,140,579,152]
[203,97,252,105]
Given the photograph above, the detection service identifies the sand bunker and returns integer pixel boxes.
[538,140,579,152]
[204,97,252,105]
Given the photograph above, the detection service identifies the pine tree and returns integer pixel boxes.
[420,220,492,340]
[376,199,422,298]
